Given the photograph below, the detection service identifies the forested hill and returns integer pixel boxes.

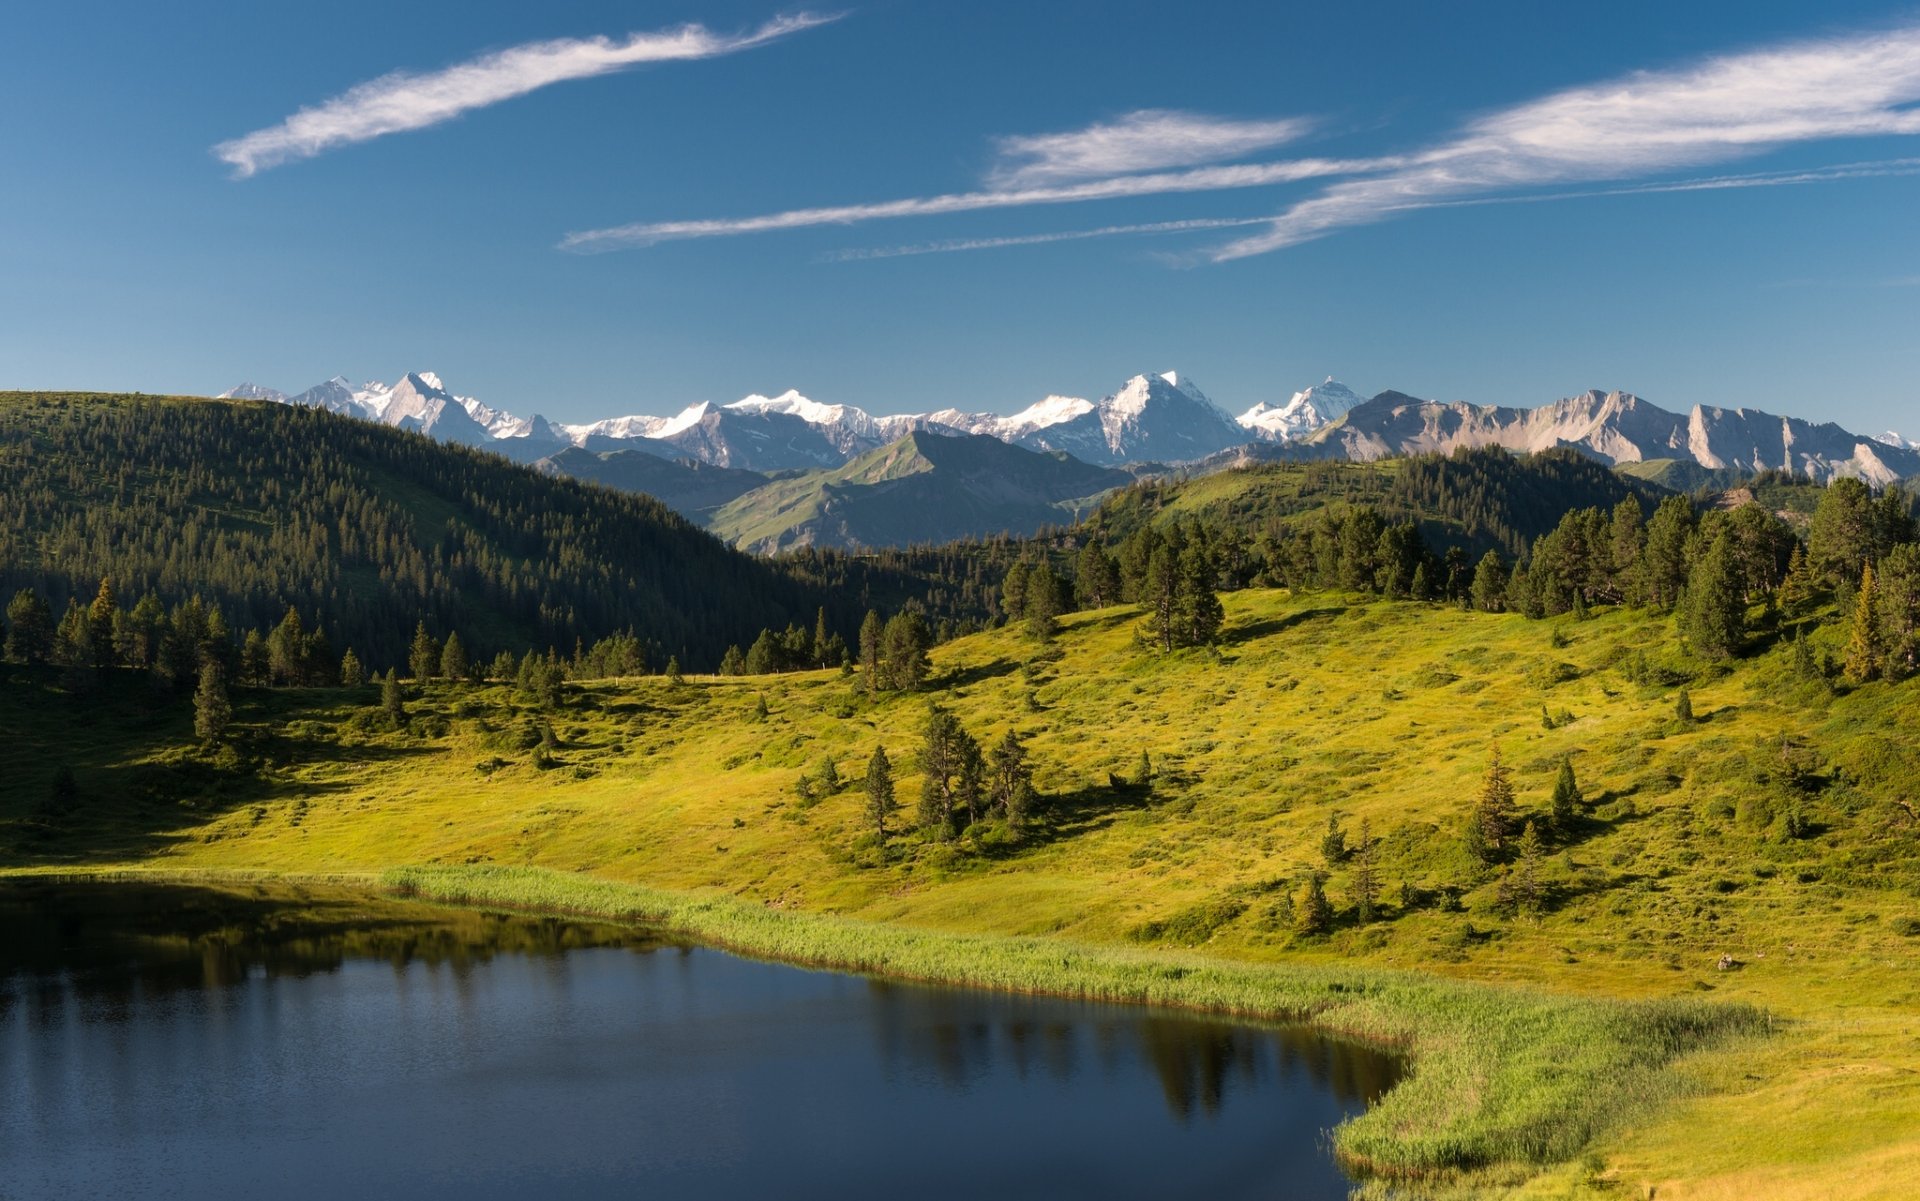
[1088,446,1668,559]
[0,392,852,670]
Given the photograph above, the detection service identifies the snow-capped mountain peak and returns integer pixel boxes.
[1238,376,1364,442]
[217,382,288,402]
[1878,430,1917,451]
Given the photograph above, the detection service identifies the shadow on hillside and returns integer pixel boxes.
[0,672,437,869]
[937,659,1022,690]
[972,778,1160,859]
[1219,605,1346,647]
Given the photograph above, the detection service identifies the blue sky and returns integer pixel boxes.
[2,1,1918,430]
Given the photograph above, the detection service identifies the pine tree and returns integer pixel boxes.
[86,577,118,669]
[1513,822,1546,917]
[1320,813,1347,865]
[858,610,884,693]
[1026,568,1063,642]
[744,628,782,675]
[1410,562,1433,602]
[666,655,684,685]
[863,746,896,838]
[719,644,745,676]
[1843,561,1883,684]
[1134,749,1153,790]
[1780,543,1819,615]
[1470,550,1508,613]
[380,669,406,728]
[53,598,95,690]
[812,607,834,669]
[1351,819,1379,924]
[1076,542,1120,608]
[1674,688,1696,723]
[4,588,54,665]
[754,692,770,721]
[1681,531,1746,659]
[339,648,366,687]
[1471,745,1516,864]
[441,632,469,683]
[1174,544,1225,647]
[988,729,1035,825]
[1000,561,1031,624]
[269,606,308,686]
[916,703,978,838]
[1142,545,1180,652]
[1877,544,1920,679]
[1550,757,1582,835]
[193,662,232,745]
[880,611,931,691]
[1295,872,1333,936]
[408,621,439,681]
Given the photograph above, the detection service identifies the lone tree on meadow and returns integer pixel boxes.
[441,632,469,683]
[1351,819,1380,924]
[193,661,231,745]
[864,746,896,839]
[1550,757,1582,835]
[381,669,406,728]
[987,728,1037,826]
[1467,745,1517,865]
[916,703,981,837]
[1295,872,1333,936]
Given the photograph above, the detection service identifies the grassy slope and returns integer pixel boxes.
[6,590,1920,1196]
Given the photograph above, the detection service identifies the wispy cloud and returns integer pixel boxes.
[830,158,1920,262]
[986,110,1312,187]
[560,155,1389,252]
[821,216,1278,261]
[215,13,836,177]
[1207,24,1920,259]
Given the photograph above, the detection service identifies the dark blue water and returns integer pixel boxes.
[0,882,1397,1201]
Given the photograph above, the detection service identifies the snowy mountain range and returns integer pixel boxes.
[217,370,1917,485]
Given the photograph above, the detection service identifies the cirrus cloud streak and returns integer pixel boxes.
[215,13,837,177]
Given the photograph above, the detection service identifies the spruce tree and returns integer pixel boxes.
[1514,822,1546,917]
[1470,550,1508,613]
[988,729,1035,825]
[880,612,931,690]
[745,629,782,675]
[864,746,896,838]
[193,662,232,745]
[339,648,366,687]
[1471,746,1516,863]
[53,599,95,690]
[1320,813,1347,865]
[665,655,683,685]
[1877,544,1920,679]
[1134,749,1153,789]
[86,577,118,670]
[1351,820,1379,924]
[4,589,54,665]
[719,645,745,676]
[1000,562,1031,624]
[1076,542,1120,608]
[812,607,834,669]
[1681,531,1746,659]
[408,621,439,681]
[1026,568,1063,642]
[269,606,308,685]
[1843,561,1883,684]
[441,632,469,683]
[1295,872,1333,936]
[1550,757,1581,835]
[1174,544,1225,647]
[1674,688,1696,723]
[857,610,884,693]
[381,670,406,728]
[1142,545,1179,652]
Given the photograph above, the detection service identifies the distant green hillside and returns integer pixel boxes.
[708,430,1131,553]
[1089,446,1665,559]
[0,392,849,669]
[533,446,767,520]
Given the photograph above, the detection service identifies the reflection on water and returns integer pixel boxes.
[2,881,1401,1201]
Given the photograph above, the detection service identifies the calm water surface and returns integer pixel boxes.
[0,882,1398,1200]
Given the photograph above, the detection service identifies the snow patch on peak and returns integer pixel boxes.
[218,382,287,402]
[654,401,715,440]
[1877,430,1917,450]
